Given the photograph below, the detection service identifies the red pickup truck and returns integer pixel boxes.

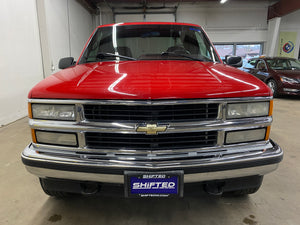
[22,22,282,198]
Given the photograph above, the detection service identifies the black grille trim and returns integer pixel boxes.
[85,131,218,150]
[83,103,219,122]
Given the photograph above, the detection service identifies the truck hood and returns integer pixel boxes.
[29,61,271,99]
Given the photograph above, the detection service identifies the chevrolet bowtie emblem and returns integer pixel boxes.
[136,124,168,135]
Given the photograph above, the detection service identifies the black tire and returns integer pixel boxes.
[224,186,261,197]
[39,178,71,198]
[267,79,279,97]
[222,175,263,197]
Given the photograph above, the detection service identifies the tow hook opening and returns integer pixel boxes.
[204,181,225,196]
[80,182,101,195]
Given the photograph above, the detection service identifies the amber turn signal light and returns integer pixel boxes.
[269,100,273,116]
[265,126,271,141]
[31,129,37,143]
[28,103,32,119]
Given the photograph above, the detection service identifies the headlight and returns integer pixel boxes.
[35,130,78,147]
[227,102,270,119]
[226,128,266,144]
[31,104,75,121]
[280,76,299,84]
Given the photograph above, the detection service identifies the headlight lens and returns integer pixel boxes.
[31,104,75,121]
[280,76,299,84]
[227,102,270,119]
[226,128,266,144]
[35,131,77,146]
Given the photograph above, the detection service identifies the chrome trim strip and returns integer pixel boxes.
[77,132,86,148]
[217,131,225,146]
[26,166,124,183]
[23,141,282,169]
[25,164,279,184]
[29,117,272,134]
[28,97,272,105]
[30,140,272,155]
[184,164,278,183]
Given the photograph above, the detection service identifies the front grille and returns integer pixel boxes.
[85,131,218,150]
[83,103,219,122]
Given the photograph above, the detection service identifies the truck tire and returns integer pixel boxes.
[39,178,71,198]
[225,186,261,196]
[222,175,263,196]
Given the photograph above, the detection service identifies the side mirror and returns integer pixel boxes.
[225,56,243,68]
[58,57,75,69]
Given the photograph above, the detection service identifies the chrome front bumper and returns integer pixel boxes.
[22,140,283,184]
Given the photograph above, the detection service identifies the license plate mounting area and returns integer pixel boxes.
[124,171,184,198]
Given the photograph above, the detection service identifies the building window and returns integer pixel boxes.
[214,43,263,66]
[236,44,262,59]
[214,45,234,60]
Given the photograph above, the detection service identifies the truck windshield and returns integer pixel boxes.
[79,24,219,63]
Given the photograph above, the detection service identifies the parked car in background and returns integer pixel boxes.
[242,57,300,97]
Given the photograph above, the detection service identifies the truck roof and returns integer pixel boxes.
[97,22,201,28]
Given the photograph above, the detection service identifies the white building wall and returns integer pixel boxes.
[0,0,44,126]
[96,5,114,26]
[116,14,144,23]
[176,1,269,44]
[146,14,175,22]
[98,0,270,46]
[69,0,94,60]
[43,0,93,73]
[101,1,270,47]
[115,14,175,23]
[44,0,70,74]
[0,0,94,126]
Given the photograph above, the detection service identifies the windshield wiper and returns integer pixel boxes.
[96,52,136,61]
[161,52,212,62]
